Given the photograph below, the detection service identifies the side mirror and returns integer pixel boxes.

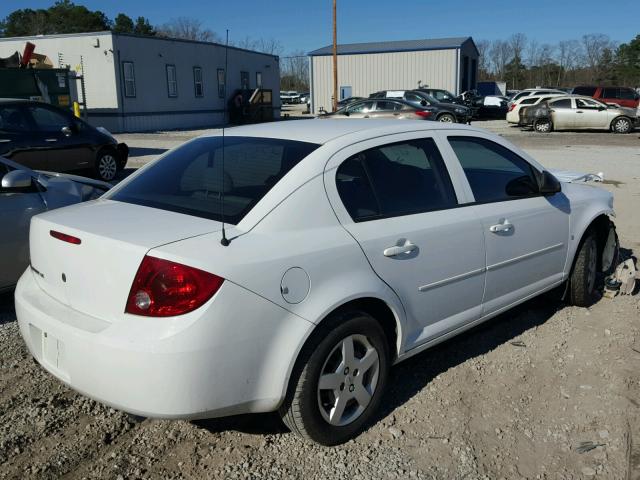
[420,100,427,107]
[1,170,33,189]
[343,110,350,116]
[597,106,606,111]
[61,126,73,136]
[539,170,561,196]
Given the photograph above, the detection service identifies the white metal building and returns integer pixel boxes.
[308,37,479,113]
[0,31,280,132]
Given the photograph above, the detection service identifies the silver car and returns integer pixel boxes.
[0,157,110,292]
[530,95,638,133]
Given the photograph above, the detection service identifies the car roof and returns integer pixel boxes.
[208,119,481,144]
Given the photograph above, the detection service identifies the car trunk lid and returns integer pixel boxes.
[29,199,221,322]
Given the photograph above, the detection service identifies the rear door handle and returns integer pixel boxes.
[489,220,513,233]
[45,138,58,142]
[384,241,417,257]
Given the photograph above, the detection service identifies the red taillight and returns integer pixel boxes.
[50,230,81,245]
[414,110,432,118]
[508,104,517,112]
[125,256,224,317]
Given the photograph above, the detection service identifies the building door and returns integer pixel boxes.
[340,86,352,100]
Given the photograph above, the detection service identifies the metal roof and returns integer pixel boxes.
[308,37,474,56]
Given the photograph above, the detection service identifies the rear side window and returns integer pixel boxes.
[572,87,597,96]
[601,87,618,98]
[618,88,636,100]
[110,137,319,224]
[520,98,538,105]
[336,138,457,221]
[0,106,29,132]
[448,136,540,203]
[375,101,403,111]
[550,99,572,109]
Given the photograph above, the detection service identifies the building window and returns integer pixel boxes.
[241,71,250,90]
[217,68,225,98]
[122,61,136,97]
[193,67,204,97]
[166,64,178,97]
[256,72,262,88]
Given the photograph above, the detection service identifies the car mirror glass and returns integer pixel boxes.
[1,169,32,189]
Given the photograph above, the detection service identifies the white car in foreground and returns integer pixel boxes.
[16,120,617,445]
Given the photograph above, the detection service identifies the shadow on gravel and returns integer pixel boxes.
[0,290,16,326]
[192,295,562,438]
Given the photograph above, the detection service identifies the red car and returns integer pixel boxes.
[572,86,639,109]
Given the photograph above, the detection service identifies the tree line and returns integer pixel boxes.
[477,33,640,89]
[0,1,282,55]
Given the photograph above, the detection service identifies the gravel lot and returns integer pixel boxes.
[1,117,639,479]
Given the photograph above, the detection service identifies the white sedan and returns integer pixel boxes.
[15,120,617,445]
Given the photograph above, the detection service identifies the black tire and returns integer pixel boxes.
[279,310,390,445]
[437,113,456,123]
[568,231,598,307]
[534,118,552,133]
[611,116,632,134]
[95,149,119,182]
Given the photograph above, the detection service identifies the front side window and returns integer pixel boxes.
[110,137,319,224]
[28,106,70,132]
[347,101,374,113]
[336,138,457,222]
[0,106,29,133]
[166,65,178,97]
[374,101,402,111]
[217,68,225,98]
[576,98,600,109]
[448,136,540,203]
[122,61,136,97]
[193,67,204,97]
[404,92,426,105]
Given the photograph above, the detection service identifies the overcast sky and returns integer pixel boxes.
[2,0,638,54]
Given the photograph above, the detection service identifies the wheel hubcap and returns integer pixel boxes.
[615,120,629,133]
[439,115,454,123]
[537,122,550,132]
[586,239,597,293]
[317,334,380,427]
[98,155,117,180]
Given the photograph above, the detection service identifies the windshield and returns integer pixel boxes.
[109,136,319,224]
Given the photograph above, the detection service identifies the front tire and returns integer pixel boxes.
[568,232,598,307]
[95,150,119,182]
[611,116,632,134]
[280,310,390,445]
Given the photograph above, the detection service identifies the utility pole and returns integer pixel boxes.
[332,0,338,112]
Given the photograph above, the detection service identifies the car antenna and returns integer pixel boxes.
[220,29,231,247]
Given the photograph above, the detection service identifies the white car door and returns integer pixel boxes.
[574,98,610,129]
[324,132,486,351]
[440,133,570,316]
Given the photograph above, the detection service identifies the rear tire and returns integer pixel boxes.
[534,118,552,133]
[279,310,390,445]
[568,232,598,307]
[438,113,455,123]
[611,116,632,134]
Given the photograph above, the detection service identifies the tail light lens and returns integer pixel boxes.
[125,256,224,317]
[415,110,432,118]
[508,104,517,112]
[50,230,82,245]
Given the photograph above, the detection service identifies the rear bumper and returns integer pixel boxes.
[15,269,312,419]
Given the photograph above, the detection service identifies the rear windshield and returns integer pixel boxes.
[109,136,319,224]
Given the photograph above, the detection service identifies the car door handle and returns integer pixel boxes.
[383,242,417,257]
[576,111,584,114]
[489,220,513,233]
[0,139,10,143]
[45,138,58,142]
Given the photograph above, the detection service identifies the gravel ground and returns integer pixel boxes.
[1,118,639,479]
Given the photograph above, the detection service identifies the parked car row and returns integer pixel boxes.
[280,91,302,104]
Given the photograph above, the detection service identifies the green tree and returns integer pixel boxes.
[616,34,640,86]
[133,17,155,36]
[0,1,110,37]
[113,13,134,33]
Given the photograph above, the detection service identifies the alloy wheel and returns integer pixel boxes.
[98,154,118,181]
[438,114,455,123]
[317,334,380,427]
[535,120,551,133]
[613,118,631,134]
